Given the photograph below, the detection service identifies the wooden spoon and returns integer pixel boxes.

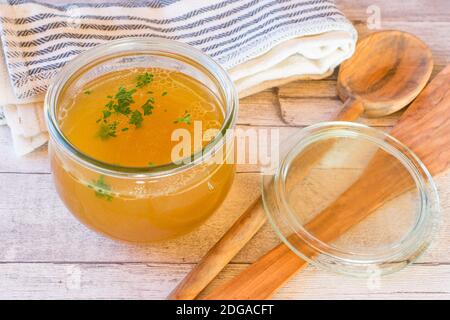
[167,30,433,300]
[338,30,433,118]
[203,64,450,299]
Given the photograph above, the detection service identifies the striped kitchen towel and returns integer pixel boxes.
[0,0,357,155]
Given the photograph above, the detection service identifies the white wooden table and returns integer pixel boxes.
[1,0,449,299]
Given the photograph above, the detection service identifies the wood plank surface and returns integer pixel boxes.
[1,263,449,300]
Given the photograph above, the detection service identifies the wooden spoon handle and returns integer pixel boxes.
[203,237,307,300]
[337,97,364,121]
[202,155,412,300]
[167,196,266,300]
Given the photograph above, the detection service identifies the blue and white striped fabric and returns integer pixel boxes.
[0,0,357,154]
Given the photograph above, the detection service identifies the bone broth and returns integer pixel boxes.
[60,68,224,166]
[49,66,235,242]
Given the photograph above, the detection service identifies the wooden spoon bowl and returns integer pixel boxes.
[338,30,433,118]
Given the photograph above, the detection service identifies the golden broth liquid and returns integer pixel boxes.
[51,68,235,242]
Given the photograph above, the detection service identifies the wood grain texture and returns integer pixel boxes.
[278,92,404,126]
[337,30,433,117]
[279,1,450,127]
[0,0,449,299]
[167,197,266,300]
[1,263,449,300]
[390,65,450,176]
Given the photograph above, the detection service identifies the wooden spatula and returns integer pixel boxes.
[202,65,450,300]
[167,30,433,300]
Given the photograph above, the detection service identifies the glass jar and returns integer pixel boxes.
[263,122,440,276]
[45,38,238,242]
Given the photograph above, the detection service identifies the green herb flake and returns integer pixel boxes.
[102,110,112,119]
[98,120,119,139]
[162,91,168,96]
[113,87,136,115]
[129,110,144,128]
[88,175,113,201]
[105,100,114,111]
[141,98,154,116]
[95,72,159,139]
[84,90,92,95]
[174,111,191,125]
[136,72,153,88]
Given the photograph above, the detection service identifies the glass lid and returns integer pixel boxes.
[262,122,440,277]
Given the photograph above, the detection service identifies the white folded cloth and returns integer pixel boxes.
[0,0,357,155]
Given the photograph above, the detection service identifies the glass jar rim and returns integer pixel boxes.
[44,37,238,179]
[262,121,440,276]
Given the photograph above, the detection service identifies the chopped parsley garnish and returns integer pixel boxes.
[113,87,135,115]
[136,72,153,88]
[88,175,113,201]
[98,120,119,139]
[162,91,168,96]
[129,110,144,128]
[174,111,191,125]
[102,110,112,119]
[141,98,154,115]
[95,72,156,138]
[84,90,92,95]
